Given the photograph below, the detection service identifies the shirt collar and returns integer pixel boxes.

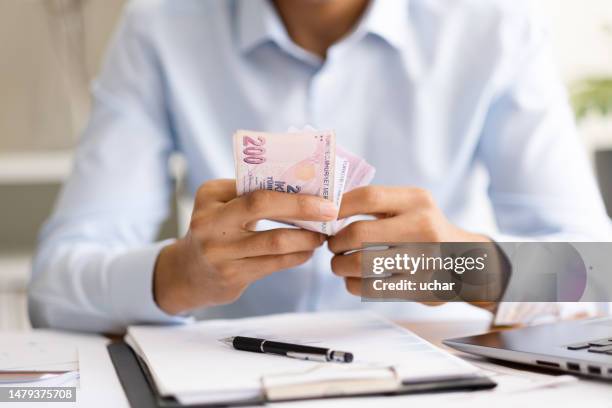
[236,0,411,55]
[236,0,283,54]
[360,0,411,51]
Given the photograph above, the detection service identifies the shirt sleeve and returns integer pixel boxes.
[28,3,189,333]
[476,11,612,325]
[477,10,611,242]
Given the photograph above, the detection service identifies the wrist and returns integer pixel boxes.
[153,240,191,315]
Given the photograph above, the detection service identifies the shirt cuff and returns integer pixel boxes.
[108,240,193,326]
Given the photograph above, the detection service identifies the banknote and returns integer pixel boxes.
[234,129,337,199]
[233,129,375,234]
[298,155,350,235]
[337,145,376,192]
[294,125,375,193]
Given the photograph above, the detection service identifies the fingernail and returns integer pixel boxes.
[319,202,338,219]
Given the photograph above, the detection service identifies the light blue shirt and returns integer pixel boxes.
[29,0,611,333]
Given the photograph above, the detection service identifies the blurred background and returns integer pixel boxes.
[0,0,611,330]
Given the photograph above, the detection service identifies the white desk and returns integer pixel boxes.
[271,321,612,408]
[2,322,610,407]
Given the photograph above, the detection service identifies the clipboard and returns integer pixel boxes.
[108,342,496,408]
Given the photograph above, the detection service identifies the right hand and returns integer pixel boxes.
[153,179,338,315]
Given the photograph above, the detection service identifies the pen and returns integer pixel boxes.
[221,336,354,363]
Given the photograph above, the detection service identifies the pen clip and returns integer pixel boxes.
[285,352,328,362]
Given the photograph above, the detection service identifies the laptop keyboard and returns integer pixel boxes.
[567,338,612,354]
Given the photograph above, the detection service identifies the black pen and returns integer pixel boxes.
[221,336,354,363]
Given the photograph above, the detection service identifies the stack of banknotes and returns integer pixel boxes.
[233,128,376,235]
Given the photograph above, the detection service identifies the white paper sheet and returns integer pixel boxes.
[0,330,129,408]
[0,371,79,387]
[0,340,78,372]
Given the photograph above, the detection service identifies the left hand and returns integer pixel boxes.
[327,186,493,307]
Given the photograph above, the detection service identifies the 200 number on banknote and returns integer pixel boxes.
[241,135,266,164]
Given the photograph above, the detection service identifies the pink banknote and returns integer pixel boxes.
[234,129,336,198]
[233,129,375,235]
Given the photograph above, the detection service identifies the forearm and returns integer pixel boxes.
[29,240,189,334]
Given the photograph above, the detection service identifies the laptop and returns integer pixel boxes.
[444,317,612,380]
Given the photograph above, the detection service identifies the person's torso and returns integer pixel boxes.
[131,0,520,321]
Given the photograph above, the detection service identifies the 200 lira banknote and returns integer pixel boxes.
[233,129,375,235]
